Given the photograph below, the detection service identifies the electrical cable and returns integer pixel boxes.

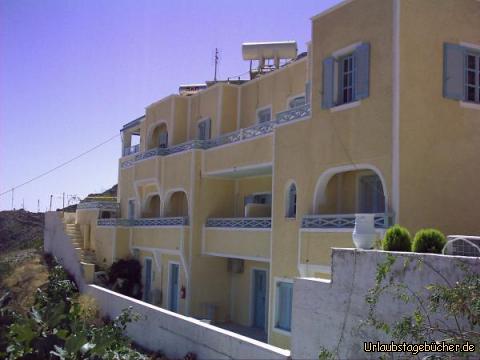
[0,133,120,197]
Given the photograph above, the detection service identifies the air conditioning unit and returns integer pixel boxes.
[227,258,244,273]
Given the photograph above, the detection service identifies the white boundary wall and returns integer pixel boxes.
[45,212,290,360]
[291,248,480,359]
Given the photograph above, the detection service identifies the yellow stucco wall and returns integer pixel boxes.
[203,228,271,261]
[240,59,307,128]
[398,0,480,235]
[299,231,354,265]
[131,226,187,251]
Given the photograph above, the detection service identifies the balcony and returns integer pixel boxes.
[97,217,189,227]
[120,104,311,169]
[202,217,271,261]
[123,144,140,156]
[97,217,189,252]
[301,213,393,229]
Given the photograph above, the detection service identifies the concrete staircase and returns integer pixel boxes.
[64,223,96,264]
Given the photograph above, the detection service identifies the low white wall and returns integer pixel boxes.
[88,285,290,360]
[44,211,87,291]
[291,248,480,359]
[44,211,290,360]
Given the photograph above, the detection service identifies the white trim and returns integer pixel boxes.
[256,104,273,124]
[250,268,269,330]
[203,251,270,263]
[460,101,480,110]
[460,41,480,51]
[329,100,361,112]
[310,0,354,21]
[203,162,273,178]
[167,261,181,312]
[132,246,180,256]
[331,41,362,58]
[272,277,293,337]
[392,0,400,221]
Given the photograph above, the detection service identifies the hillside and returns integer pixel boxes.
[0,209,44,253]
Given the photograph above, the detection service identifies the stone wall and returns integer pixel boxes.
[291,248,480,359]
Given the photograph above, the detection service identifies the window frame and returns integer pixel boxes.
[337,54,356,105]
[256,105,272,124]
[287,94,306,109]
[465,51,480,104]
[285,183,297,219]
[274,278,294,335]
[197,118,211,140]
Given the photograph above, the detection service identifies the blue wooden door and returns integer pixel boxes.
[253,270,267,329]
[169,263,179,312]
[144,258,152,303]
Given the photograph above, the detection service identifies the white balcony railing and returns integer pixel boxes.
[301,213,393,229]
[97,217,189,227]
[120,104,311,168]
[206,217,272,229]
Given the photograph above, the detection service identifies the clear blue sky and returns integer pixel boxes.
[0,0,341,212]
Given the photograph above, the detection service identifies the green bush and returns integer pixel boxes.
[108,258,142,299]
[382,225,412,251]
[412,228,447,253]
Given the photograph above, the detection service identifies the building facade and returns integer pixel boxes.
[72,0,480,349]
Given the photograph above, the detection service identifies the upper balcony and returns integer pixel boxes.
[120,103,311,170]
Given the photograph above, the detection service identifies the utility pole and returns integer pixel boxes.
[22,199,24,210]
[214,48,219,82]
[62,192,65,212]
[49,195,53,211]
[37,199,40,213]
[11,188,14,210]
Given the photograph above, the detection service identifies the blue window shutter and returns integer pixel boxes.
[354,42,370,100]
[322,57,335,109]
[443,43,465,100]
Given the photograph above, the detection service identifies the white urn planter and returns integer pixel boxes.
[352,213,378,249]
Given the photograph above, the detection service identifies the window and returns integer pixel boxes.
[275,281,293,332]
[288,96,306,109]
[257,107,271,123]
[322,42,370,109]
[159,131,168,148]
[339,54,355,104]
[197,118,211,140]
[444,43,480,104]
[358,175,385,213]
[466,52,480,103]
[286,184,297,218]
[244,193,272,206]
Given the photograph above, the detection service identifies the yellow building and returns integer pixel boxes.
[72,0,480,349]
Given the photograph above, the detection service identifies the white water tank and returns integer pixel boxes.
[352,214,378,249]
[242,41,297,61]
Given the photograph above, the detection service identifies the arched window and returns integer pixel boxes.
[286,183,297,218]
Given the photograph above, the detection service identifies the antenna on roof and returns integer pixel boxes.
[214,48,220,82]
